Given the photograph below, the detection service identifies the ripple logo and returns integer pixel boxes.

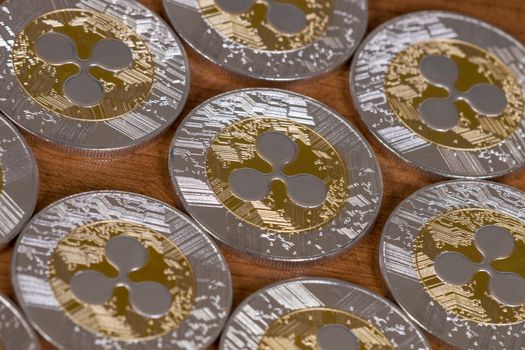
[229,131,328,208]
[70,236,172,318]
[34,32,133,107]
[419,55,508,131]
[434,225,525,306]
[215,0,307,34]
[316,325,359,350]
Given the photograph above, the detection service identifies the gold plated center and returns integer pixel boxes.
[49,221,195,340]
[414,208,525,325]
[206,117,350,234]
[13,9,154,121]
[197,0,333,51]
[385,40,524,150]
[258,308,393,349]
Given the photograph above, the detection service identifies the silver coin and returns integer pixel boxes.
[380,180,525,349]
[0,116,38,248]
[0,0,190,155]
[219,277,431,350]
[169,88,383,263]
[12,191,232,350]
[350,11,525,178]
[163,0,368,81]
[0,293,40,350]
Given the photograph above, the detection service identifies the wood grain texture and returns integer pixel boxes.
[2,0,525,349]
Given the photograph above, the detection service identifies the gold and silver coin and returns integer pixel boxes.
[0,293,40,350]
[12,191,232,350]
[0,117,38,249]
[0,0,189,154]
[219,277,431,350]
[350,11,525,178]
[169,88,383,263]
[163,0,368,81]
[380,180,525,349]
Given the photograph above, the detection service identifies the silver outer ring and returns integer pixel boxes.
[162,0,368,81]
[0,116,38,249]
[0,293,40,350]
[11,191,232,350]
[219,277,431,350]
[350,11,525,179]
[379,180,525,349]
[169,88,383,263]
[0,0,190,155]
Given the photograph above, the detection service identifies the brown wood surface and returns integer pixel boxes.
[2,0,525,349]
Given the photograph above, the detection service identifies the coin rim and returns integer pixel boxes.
[169,88,384,263]
[0,0,190,154]
[379,179,525,348]
[218,277,431,350]
[162,0,368,81]
[349,10,525,179]
[11,190,232,350]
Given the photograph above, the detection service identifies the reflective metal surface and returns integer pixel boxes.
[0,117,38,248]
[0,294,40,350]
[12,191,231,349]
[350,11,525,178]
[169,88,383,263]
[163,0,367,81]
[380,180,525,349]
[0,0,189,155]
[219,278,430,350]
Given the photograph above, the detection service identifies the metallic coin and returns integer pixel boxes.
[380,180,525,349]
[350,11,525,178]
[219,277,431,350]
[12,191,232,350]
[0,0,190,155]
[0,117,38,248]
[169,88,383,263]
[163,0,368,81]
[0,293,40,350]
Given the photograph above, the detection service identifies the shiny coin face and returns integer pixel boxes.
[219,278,430,350]
[0,0,189,155]
[0,117,38,248]
[169,88,383,263]
[0,294,40,350]
[12,191,232,350]
[380,180,525,349]
[350,11,525,178]
[163,0,367,81]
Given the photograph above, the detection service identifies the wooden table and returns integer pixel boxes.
[2,0,525,348]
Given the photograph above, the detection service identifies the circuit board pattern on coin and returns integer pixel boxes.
[49,221,195,340]
[170,89,382,262]
[381,181,525,349]
[351,12,525,178]
[13,9,154,121]
[0,0,189,153]
[220,278,430,350]
[163,0,367,80]
[12,192,231,350]
[385,40,523,150]
[197,0,333,51]
[206,117,349,233]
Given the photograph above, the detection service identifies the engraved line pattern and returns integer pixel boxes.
[382,181,525,348]
[353,12,525,177]
[14,192,230,349]
[166,0,366,79]
[0,0,188,148]
[171,90,382,259]
[221,280,428,350]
